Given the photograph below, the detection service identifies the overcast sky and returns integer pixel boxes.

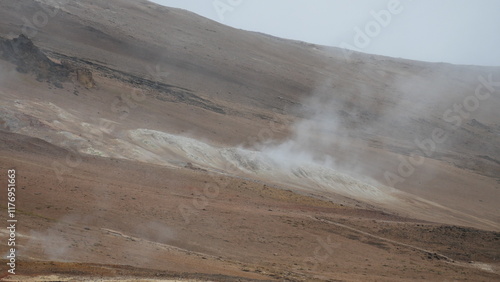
[149,0,500,66]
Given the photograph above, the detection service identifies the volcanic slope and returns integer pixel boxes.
[0,0,499,281]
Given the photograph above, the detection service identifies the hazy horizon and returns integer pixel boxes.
[149,0,500,67]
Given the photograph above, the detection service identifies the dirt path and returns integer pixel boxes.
[310,216,499,275]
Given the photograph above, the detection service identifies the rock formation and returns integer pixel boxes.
[0,34,95,89]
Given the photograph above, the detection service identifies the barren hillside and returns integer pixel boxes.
[0,0,499,281]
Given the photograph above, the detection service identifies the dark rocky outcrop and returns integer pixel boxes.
[0,34,69,84]
[0,34,94,88]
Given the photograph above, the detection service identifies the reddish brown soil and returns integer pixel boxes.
[0,131,498,281]
[0,0,499,281]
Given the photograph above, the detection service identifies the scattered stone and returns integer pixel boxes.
[76,68,95,89]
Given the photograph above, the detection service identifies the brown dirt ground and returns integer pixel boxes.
[0,131,499,281]
[0,1,499,281]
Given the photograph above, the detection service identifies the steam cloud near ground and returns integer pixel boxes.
[255,70,500,188]
[256,78,382,183]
